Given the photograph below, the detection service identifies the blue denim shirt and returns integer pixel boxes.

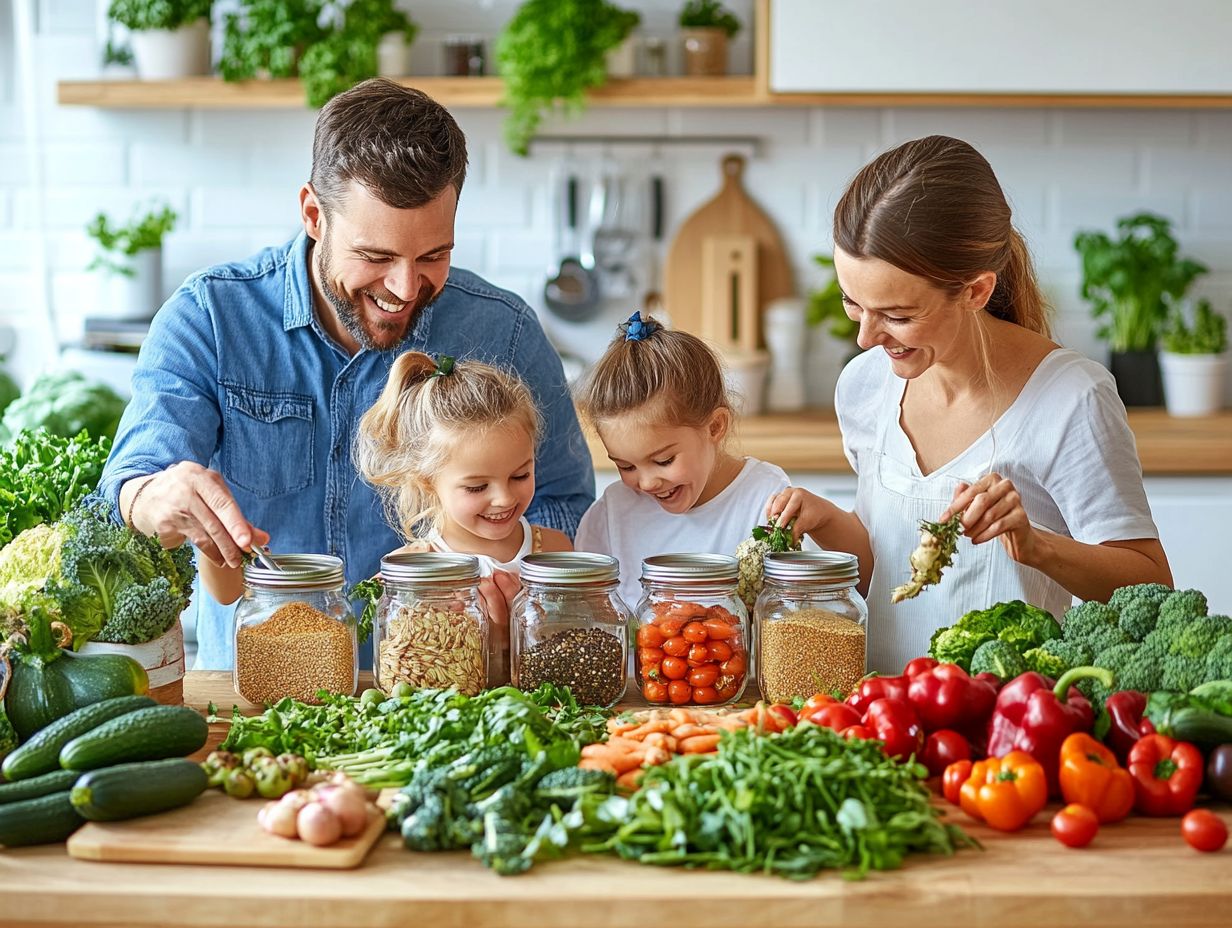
[97,232,595,670]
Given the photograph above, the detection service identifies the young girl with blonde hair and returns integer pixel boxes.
[575,312,790,608]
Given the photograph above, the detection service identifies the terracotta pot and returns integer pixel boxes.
[680,28,728,76]
[79,622,186,705]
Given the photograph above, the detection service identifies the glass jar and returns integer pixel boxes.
[755,551,867,703]
[634,554,749,707]
[512,553,630,708]
[373,552,488,696]
[233,554,357,705]
[442,34,486,76]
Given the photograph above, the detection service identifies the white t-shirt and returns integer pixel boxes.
[416,516,538,577]
[838,346,1159,672]
[575,457,791,610]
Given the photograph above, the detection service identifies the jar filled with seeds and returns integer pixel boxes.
[512,553,630,708]
[373,552,488,696]
[755,551,867,703]
[234,554,357,705]
[634,554,749,707]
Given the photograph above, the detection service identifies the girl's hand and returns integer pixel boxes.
[478,569,522,631]
[942,473,1038,566]
[766,487,830,544]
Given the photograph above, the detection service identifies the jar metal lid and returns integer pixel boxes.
[763,551,859,584]
[380,552,480,584]
[243,553,345,590]
[520,552,620,585]
[640,553,738,584]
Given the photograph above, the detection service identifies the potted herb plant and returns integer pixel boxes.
[100,38,137,80]
[86,203,177,322]
[497,0,641,156]
[1074,212,1207,407]
[220,0,324,82]
[678,0,741,76]
[107,0,213,80]
[298,0,418,107]
[1160,300,1228,417]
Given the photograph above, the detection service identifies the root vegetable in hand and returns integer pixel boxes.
[891,513,963,604]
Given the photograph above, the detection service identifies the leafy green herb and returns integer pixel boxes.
[890,513,964,604]
[107,0,210,32]
[347,576,382,645]
[1163,299,1228,355]
[220,0,325,82]
[0,430,111,550]
[86,204,177,278]
[678,0,741,38]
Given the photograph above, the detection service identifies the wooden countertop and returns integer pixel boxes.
[1,672,1230,928]
[585,409,1232,475]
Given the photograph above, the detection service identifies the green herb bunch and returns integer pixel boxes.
[0,430,112,550]
[107,0,212,32]
[86,203,177,278]
[678,0,741,37]
[299,0,418,108]
[1163,299,1228,355]
[220,0,325,81]
[497,0,641,156]
[807,253,857,342]
[1074,212,1208,353]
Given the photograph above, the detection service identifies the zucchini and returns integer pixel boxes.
[0,791,83,847]
[70,759,208,821]
[60,705,208,771]
[1162,706,1232,747]
[0,769,80,805]
[2,695,157,781]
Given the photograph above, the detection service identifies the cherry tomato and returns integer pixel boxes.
[687,643,710,664]
[715,677,740,700]
[803,702,861,732]
[661,636,690,658]
[683,621,709,643]
[692,686,719,704]
[706,605,737,623]
[643,679,668,703]
[920,729,972,778]
[801,693,837,715]
[720,653,746,676]
[687,665,719,688]
[637,646,664,667]
[707,640,734,662]
[1182,809,1229,853]
[668,680,693,705]
[942,759,973,806]
[767,704,798,727]
[703,619,735,640]
[658,618,685,637]
[843,725,874,741]
[1051,804,1100,849]
[660,657,688,680]
[636,625,665,648]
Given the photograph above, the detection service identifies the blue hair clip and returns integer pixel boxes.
[620,311,660,342]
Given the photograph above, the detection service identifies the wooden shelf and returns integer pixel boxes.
[56,75,1232,110]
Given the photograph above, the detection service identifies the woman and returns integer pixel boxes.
[770,135,1171,674]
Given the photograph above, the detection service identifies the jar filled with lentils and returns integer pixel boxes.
[374,552,488,696]
[755,551,867,703]
[512,553,630,708]
[233,554,357,705]
[634,554,749,707]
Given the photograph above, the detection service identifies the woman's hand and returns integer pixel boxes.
[942,473,1038,566]
[766,487,831,544]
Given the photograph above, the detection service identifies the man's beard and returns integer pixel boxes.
[315,238,442,352]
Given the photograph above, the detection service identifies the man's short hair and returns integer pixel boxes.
[310,78,468,212]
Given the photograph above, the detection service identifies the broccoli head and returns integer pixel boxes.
[94,576,184,645]
[1162,655,1208,694]
[1167,614,1232,661]
[1022,637,1093,679]
[1022,646,1067,679]
[1204,636,1232,685]
[969,639,1029,681]
[928,625,995,671]
[1110,582,1173,641]
[535,766,615,803]
[1076,675,1113,714]
[1115,646,1165,693]
[1062,601,1130,654]
[1155,589,1209,638]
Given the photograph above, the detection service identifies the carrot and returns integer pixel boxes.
[607,719,639,735]
[578,758,618,774]
[616,769,644,791]
[643,746,672,766]
[642,732,677,752]
[671,723,716,740]
[678,734,722,754]
[624,719,674,739]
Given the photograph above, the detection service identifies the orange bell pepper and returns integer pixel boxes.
[959,751,1048,831]
[1058,732,1134,823]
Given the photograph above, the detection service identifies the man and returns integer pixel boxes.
[97,79,594,669]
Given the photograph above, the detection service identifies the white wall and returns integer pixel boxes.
[2,0,1231,403]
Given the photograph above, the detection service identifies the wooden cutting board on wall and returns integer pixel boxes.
[663,154,795,348]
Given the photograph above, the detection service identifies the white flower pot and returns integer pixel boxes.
[605,36,637,78]
[764,297,806,412]
[377,32,413,78]
[80,622,186,705]
[130,18,210,80]
[97,247,162,321]
[1160,351,1227,417]
[723,350,770,416]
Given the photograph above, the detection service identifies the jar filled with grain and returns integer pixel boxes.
[755,551,867,703]
[512,553,630,708]
[233,554,357,705]
[373,552,488,696]
[634,554,749,707]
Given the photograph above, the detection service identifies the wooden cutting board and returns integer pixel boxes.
[663,154,795,348]
[66,788,387,869]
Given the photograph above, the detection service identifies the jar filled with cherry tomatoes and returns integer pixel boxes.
[633,554,749,707]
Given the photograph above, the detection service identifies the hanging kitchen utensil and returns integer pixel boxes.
[592,159,639,300]
[544,173,601,323]
[644,172,665,316]
[663,153,795,347]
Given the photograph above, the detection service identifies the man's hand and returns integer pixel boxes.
[122,462,268,568]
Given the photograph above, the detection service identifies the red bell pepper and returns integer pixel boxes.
[861,697,924,761]
[903,656,940,678]
[1127,733,1203,817]
[985,666,1111,795]
[907,663,998,733]
[846,675,909,715]
[1104,690,1156,765]
[802,701,862,732]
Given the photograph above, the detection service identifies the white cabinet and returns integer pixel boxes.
[771,0,1232,95]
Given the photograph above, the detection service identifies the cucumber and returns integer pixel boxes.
[1164,706,1232,747]
[60,705,208,771]
[0,791,83,847]
[0,769,80,805]
[70,759,208,822]
[2,695,157,781]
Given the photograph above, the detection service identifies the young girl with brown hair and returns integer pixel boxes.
[768,135,1171,673]
[576,312,790,608]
